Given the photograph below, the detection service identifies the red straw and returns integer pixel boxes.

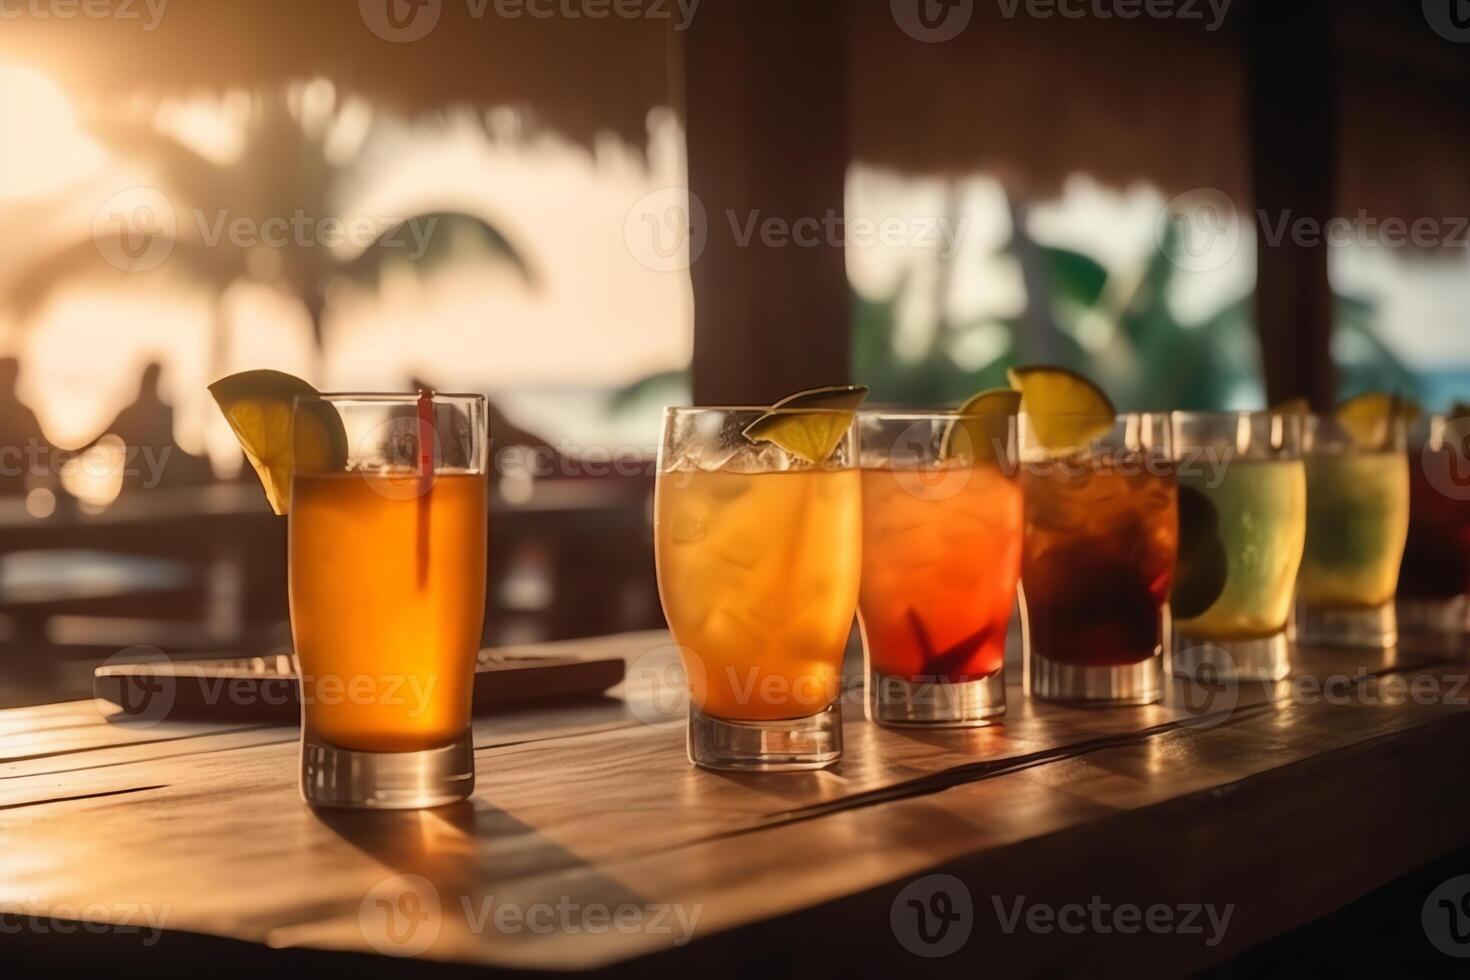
[416,388,435,587]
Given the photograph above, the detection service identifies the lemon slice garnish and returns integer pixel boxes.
[1335,392,1420,450]
[1007,365,1116,452]
[741,385,868,464]
[208,370,347,514]
[940,388,1020,462]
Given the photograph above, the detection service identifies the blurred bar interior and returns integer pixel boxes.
[0,0,1466,707]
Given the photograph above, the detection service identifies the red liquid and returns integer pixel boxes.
[859,465,1023,682]
[1398,448,1470,600]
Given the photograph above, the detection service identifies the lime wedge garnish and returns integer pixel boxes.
[940,388,1020,462]
[741,385,868,464]
[208,370,347,514]
[1007,365,1116,452]
[1171,485,1229,620]
[1335,392,1420,450]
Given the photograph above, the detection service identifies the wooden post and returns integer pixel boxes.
[683,0,851,405]
[1247,0,1337,409]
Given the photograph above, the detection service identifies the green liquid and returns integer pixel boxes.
[1297,452,1409,609]
[1177,458,1307,638]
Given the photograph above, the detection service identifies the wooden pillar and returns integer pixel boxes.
[683,0,850,405]
[1246,0,1337,409]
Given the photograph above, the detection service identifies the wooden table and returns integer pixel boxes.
[5,630,1470,976]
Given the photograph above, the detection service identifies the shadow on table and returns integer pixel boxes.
[310,796,663,915]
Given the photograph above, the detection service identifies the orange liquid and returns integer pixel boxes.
[655,468,861,721]
[858,465,1023,682]
[289,472,487,752]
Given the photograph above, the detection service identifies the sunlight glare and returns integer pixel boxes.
[0,64,105,200]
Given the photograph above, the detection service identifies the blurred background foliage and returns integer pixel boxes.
[849,198,1422,412]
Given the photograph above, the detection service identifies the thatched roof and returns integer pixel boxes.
[0,0,669,148]
[849,5,1249,203]
[3,0,1465,224]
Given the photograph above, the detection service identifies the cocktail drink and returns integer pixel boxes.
[1019,413,1178,704]
[655,394,863,770]
[212,375,488,809]
[857,409,1022,726]
[1397,414,1470,633]
[1296,406,1409,648]
[1171,412,1306,680]
[291,471,486,753]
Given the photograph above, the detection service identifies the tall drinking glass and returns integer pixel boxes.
[1020,413,1178,705]
[655,407,861,770]
[290,393,487,808]
[856,412,1021,726]
[1296,414,1409,648]
[1398,413,1470,634]
[1170,412,1306,681]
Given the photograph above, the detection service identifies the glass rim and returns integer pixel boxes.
[294,392,486,404]
[858,410,1013,421]
[1170,409,1303,421]
[662,404,854,417]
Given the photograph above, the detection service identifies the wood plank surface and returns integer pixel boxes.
[4,629,1470,976]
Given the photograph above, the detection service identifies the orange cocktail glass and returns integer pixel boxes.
[290,393,486,808]
[655,406,861,771]
[857,412,1022,726]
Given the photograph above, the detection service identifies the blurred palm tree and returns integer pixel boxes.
[851,191,1417,411]
[6,83,534,377]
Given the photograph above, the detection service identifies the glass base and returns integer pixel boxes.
[1398,596,1468,635]
[1029,652,1162,705]
[1173,631,1290,682]
[1294,601,1397,649]
[687,704,842,771]
[867,672,1005,728]
[301,730,475,809]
